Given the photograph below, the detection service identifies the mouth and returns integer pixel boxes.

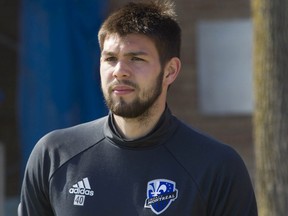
[111,85,135,96]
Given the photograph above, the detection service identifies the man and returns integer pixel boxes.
[19,0,258,215]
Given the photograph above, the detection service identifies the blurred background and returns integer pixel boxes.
[0,0,254,215]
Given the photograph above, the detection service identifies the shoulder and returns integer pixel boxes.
[29,116,108,178]
[37,116,107,153]
[167,117,247,175]
[167,118,256,208]
[41,116,106,148]
[20,117,109,213]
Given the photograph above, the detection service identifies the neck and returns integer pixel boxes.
[113,103,166,140]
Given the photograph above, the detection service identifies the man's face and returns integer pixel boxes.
[100,33,164,118]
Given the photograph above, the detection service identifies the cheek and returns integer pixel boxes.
[100,65,111,82]
[100,72,109,92]
[139,76,159,93]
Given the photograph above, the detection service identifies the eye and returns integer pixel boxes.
[131,56,144,61]
[104,56,117,62]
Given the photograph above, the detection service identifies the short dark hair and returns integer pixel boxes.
[98,0,181,66]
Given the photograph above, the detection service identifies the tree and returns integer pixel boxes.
[252,0,288,215]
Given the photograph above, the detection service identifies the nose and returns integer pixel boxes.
[113,61,130,79]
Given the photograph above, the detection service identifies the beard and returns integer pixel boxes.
[102,70,164,118]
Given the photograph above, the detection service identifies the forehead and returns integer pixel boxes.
[102,33,158,55]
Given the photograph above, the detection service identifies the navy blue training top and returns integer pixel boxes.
[19,108,257,215]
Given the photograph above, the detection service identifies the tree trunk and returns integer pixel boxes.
[252,0,288,215]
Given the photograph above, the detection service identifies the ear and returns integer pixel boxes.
[163,57,181,86]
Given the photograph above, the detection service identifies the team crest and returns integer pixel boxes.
[144,179,178,215]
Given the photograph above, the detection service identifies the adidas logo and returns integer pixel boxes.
[69,177,94,206]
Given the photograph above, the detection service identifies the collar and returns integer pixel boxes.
[104,107,179,148]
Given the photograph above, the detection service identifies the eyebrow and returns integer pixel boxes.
[101,51,149,57]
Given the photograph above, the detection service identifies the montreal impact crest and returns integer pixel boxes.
[144,179,178,215]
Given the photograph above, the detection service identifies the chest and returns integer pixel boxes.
[49,144,206,215]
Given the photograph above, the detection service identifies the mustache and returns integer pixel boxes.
[108,80,138,91]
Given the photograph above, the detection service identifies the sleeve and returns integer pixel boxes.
[207,147,258,216]
[18,136,55,216]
